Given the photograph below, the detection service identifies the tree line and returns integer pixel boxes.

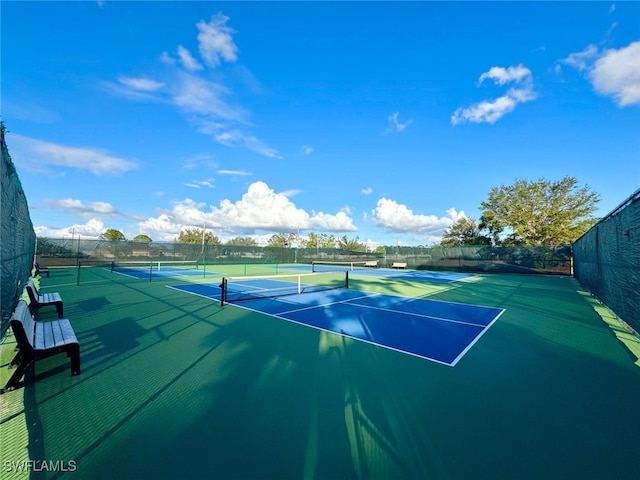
[99,228,373,251]
[440,176,600,246]
[99,176,600,249]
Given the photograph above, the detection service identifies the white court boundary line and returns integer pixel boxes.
[167,283,505,367]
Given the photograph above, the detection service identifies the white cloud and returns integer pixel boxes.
[452,95,518,125]
[561,44,599,72]
[385,112,412,133]
[361,187,373,195]
[371,197,465,234]
[478,65,531,86]
[7,133,139,176]
[301,145,314,155]
[43,198,119,217]
[451,64,536,125]
[183,153,217,170]
[160,51,176,65]
[137,214,183,241]
[107,13,279,159]
[217,169,252,176]
[184,179,215,189]
[176,45,204,71]
[117,76,165,91]
[34,218,106,239]
[561,41,640,107]
[312,210,357,232]
[137,181,356,236]
[210,129,282,158]
[197,13,238,67]
[172,73,245,121]
[590,41,640,106]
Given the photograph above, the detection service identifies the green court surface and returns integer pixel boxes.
[1,265,639,480]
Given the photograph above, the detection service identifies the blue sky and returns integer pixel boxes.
[3,1,639,248]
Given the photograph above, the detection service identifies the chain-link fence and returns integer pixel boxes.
[36,238,572,277]
[1,123,36,335]
[573,188,640,332]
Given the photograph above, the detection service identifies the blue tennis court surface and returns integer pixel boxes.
[170,282,504,366]
[280,264,475,283]
[112,264,203,279]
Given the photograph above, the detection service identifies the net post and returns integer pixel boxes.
[220,277,227,306]
[149,263,153,282]
[346,270,349,289]
[297,275,301,294]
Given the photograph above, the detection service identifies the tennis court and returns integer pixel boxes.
[170,273,504,366]
[1,264,639,479]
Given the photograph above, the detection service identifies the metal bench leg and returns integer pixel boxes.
[3,360,31,391]
[66,345,81,375]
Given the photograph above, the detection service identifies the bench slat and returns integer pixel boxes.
[41,292,63,303]
[26,280,64,318]
[34,318,77,349]
[4,300,81,392]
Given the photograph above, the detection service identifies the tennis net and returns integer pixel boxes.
[220,270,349,305]
[111,260,199,273]
[311,260,368,272]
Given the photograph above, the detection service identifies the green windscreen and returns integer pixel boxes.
[573,188,640,332]
[1,123,36,335]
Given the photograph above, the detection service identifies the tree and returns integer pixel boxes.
[479,176,600,246]
[306,232,320,249]
[337,235,367,252]
[133,234,152,243]
[440,217,490,246]
[305,233,335,249]
[226,237,257,246]
[267,233,292,247]
[177,228,220,244]
[100,229,126,241]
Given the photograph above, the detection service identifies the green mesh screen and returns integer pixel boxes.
[36,238,572,277]
[573,189,640,332]
[1,123,36,335]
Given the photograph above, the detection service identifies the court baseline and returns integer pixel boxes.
[169,283,504,366]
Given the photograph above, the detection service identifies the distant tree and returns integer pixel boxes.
[267,233,291,247]
[100,229,126,241]
[226,237,257,246]
[177,228,220,244]
[307,233,337,249]
[440,217,490,246]
[321,233,336,249]
[306,232,319,249]
[337,235,367,252]
[374,246,386,254]
[133,234,152,243]
[480,176,600,246]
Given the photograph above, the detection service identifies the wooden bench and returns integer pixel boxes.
[35,262,50,278]
[26,279,64,318]
[391,262,407,269]
[2,300,80,392]
[364,261,378,268]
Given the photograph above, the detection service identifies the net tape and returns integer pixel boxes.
[221,270,349,305]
